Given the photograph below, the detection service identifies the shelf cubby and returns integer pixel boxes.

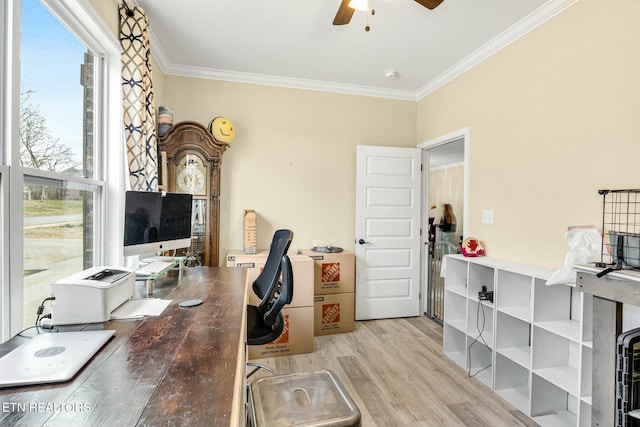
[496,270,532,322]
[532,326,580,396]
[467,339,492,388]
[467,299,493,348]
[534,280,581,342]
[468,263,494,299]
[495,352,530,415]
[496,311,531,369]
[444,291,466,332]
[443,323,467,369]
[444,257,468,295]
[531,374,577,427]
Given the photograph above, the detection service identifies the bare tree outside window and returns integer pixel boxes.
[20,88,79,172]
[20,88,80,200]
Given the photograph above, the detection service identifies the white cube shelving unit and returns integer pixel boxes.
[443,255,593,427]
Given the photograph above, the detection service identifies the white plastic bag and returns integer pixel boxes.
[546,226,602,286]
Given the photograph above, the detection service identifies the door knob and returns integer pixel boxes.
[358,239,370,245]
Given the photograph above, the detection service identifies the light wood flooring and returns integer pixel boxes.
[250,316,539,427]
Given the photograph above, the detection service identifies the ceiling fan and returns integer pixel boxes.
[332,0,444,26]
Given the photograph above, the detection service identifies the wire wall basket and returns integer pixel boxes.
[598,189,640,270]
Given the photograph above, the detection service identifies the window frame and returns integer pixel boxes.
[0,1,6,340]
[1,0,124,341]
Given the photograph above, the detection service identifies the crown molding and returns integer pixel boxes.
[162,67,418,102]
[148,30,417,100]
[150,0,579,102]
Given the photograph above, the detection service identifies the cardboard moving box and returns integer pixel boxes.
[299,250,355,295]
[313,292,355,336]
[226,250,313,308]
[247,306,314,359]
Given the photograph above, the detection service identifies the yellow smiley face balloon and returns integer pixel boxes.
[208,117,235,144]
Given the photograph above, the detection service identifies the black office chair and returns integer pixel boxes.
[246,229,294,378]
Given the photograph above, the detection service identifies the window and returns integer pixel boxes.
[0,1,7,341]
[1,0,123,340]
[20,1,97,328]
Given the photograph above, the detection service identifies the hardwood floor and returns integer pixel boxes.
[250,316,539,427]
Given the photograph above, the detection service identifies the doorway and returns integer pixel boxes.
[418,128,469,323]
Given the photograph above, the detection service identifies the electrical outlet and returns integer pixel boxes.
[482,209,494,224]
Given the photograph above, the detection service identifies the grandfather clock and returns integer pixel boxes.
[159,121,229,266]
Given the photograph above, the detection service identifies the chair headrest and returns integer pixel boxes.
[263,254,294,326]
[252,229,294,302]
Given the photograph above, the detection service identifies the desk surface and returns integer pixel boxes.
[0,267,247,427]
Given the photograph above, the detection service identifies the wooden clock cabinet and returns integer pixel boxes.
[158,121,229,266]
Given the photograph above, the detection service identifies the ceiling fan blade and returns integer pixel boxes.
[414,0,444,10]
[333,0,355,25]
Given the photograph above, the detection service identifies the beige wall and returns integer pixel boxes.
[162,77,416,258]
[417,0,640,267]
[90,0,118,34]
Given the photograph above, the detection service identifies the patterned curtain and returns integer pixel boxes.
[119,4,158,191]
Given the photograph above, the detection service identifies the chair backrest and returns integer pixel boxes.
[252,229,293,312]
[262,253,294,327]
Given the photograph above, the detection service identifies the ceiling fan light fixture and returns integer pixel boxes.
[348,0,369,12]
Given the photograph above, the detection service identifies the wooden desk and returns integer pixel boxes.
[0,267,247,427]
[575,265,640,426]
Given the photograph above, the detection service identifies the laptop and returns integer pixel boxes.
[0,330,115,388]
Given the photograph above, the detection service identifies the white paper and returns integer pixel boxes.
[110,298,172,320]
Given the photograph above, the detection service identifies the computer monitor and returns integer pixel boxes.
[123,191,193,257]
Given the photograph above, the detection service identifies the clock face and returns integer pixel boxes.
[176,155,207,195]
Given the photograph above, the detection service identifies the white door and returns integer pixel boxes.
[355,145,422,320]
